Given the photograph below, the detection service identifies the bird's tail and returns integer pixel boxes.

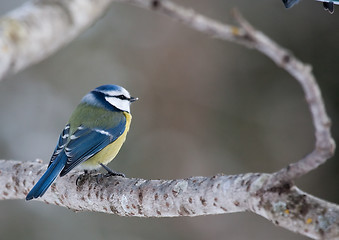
[26,154,67,201]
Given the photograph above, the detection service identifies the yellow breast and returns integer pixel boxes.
[79,112,132,170]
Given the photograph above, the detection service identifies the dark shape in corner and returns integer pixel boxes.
[282,0,335,14]
[323,2,335,13]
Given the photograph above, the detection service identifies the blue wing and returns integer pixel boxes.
[48,124,70,167]
[26,115,126,201]
[59,117,126,176]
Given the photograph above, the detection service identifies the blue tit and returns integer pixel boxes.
[26,85,137,201]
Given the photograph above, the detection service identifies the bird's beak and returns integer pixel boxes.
[129,97,138,102]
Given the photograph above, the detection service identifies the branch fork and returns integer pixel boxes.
[0,0,337,239]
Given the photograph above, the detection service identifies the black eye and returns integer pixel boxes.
[115,95,128,100]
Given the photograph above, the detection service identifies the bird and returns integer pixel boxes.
[26,84,137,201]
[282,0,337,13]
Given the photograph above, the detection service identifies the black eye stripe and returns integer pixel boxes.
[115,94,128,100]
[105,94,129,100]
[103,93,130,100]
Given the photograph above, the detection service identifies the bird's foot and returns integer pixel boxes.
[100,163,126,178]
[95,173,105,184]
[76,173,90,186]
[76,169,99,186]
[85,169,99,175]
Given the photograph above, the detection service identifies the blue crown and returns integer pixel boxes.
[95,85,123,92]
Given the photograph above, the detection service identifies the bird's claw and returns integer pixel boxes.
[76,169,98,186]
[99,163,126,178]
[104,171,126,178]
[76,173,89,186]
[95,172,125,184]
[76,166,125,186]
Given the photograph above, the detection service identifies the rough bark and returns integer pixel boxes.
[0,1,337,239]
[1,160,338,239]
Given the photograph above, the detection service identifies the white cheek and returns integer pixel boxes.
[105,96,130,112]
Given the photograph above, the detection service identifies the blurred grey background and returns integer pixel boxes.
[0,0,338,240]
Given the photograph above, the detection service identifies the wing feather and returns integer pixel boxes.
[48,124,70,167]
[59,117,126,176]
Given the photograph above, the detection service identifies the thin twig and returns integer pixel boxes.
[232,10,335,186]
[0,0,337,239]
[130,0,336,184]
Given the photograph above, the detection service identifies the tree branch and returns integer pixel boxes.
[0,0,334,180]
[128,1,336,184]
[231,10,335,187]
[0,0,113,80]
[0,0,337,239]
[1,160,338,239]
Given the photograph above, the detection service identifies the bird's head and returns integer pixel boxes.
[81,85,138,112]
